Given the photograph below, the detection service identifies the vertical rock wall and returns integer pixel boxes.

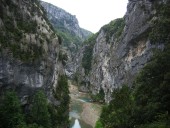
[0,0,64,105]
[72,0,166,102]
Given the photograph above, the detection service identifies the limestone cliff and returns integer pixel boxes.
[0,0,65,106]
[72,0,167,102]
[40,1,92,56]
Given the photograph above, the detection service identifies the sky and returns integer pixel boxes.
[42,0,128,33]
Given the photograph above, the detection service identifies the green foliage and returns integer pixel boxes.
[50,13,92,54]
[133,45,170,126]
[134,3,170,127]
[58,50,68,65]
[26,89,70,128]
[102,18,125,42]
[17,20,37,33]
[82,44,93,74]
[0,23,42,62]
[95,120,103,128]
[0,0,46,62]
[3,0,38,34]
[27,124,44,128]
[98,45,170,127]
[0,91,51,128]
[0,91,24,128]
[81,18,125,75]
[98,4,170,127]
[99,85,134,128]
[72,72,80,84]
[19,123,44,128]
[55,75,70,105]
[0,1,69,127]
[53,75,70,127]
[0,4,3,19]
[57,35,62,45]
[83,33,98,45]
[56,29,82,52]
[37,2,55,32]
[138,121,169,128]
[13,44,43,62]
[82,34,97,74]
[91,88,105,102]
[100,49,170,127]
[0,88,70,128]
[30,91,51,128]
[48,104,59,128]
[149,4,170,44]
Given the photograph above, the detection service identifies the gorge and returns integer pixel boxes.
[0,0,170,128]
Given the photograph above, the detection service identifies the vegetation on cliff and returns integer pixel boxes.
[0,0,57,62]
[0,0,70,127]
[53,75,70,127]
[96,2,170,128]
[90,88,105,103]
[97,44,170,128]
[0,85,70,128]
[82,33,98,75]
[0,91,25,128]
[41,1,92,56]
[102,18,125,42]
[0,91,50,128]
[56,29,83,53]
[80,18,125,82]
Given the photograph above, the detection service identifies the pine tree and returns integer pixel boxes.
[0,91,24,128]
[30,90,51,128]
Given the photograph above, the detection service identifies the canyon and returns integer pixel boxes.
[0,0,169,128]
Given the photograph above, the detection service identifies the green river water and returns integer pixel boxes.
[69,82,102,128]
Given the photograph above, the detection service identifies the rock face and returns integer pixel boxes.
[40,1,92,55]
[41,1,91,40]
[0,0,64,105]
[72,0,166,102]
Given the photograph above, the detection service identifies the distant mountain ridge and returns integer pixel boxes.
[41,1,92,54]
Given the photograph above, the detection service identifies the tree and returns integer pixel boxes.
[53,75,70,127]
[100,85,134,128]
[30,90,51,128]
[0,91,24,128]
[95,120,103,128]
[48,104,59,128]
[133,46,170,126]
[91,88,105,102]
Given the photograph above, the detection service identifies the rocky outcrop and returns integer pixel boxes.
[41,1,91,40]
[41,1,92,68]
[0,0,64,105]
[72,0,166,102]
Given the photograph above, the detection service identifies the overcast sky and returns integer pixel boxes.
[42,0,128,33]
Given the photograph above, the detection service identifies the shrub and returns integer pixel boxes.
[102,18,125,42]
[0,91,24,128]
[100,85,134,128]
[91,88,105,102]
[30,91,51,128]
[58,51,68,65]
[95,120,103,128]
[149,4,170,44]
[82,34,97,74]
[53,75,70,127]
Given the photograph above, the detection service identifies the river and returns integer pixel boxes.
[69,81,102,128]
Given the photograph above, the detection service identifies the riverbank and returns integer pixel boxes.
[81,102,101,127]
[69,82,102,128]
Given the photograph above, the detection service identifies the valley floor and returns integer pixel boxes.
[69,81,102,128]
